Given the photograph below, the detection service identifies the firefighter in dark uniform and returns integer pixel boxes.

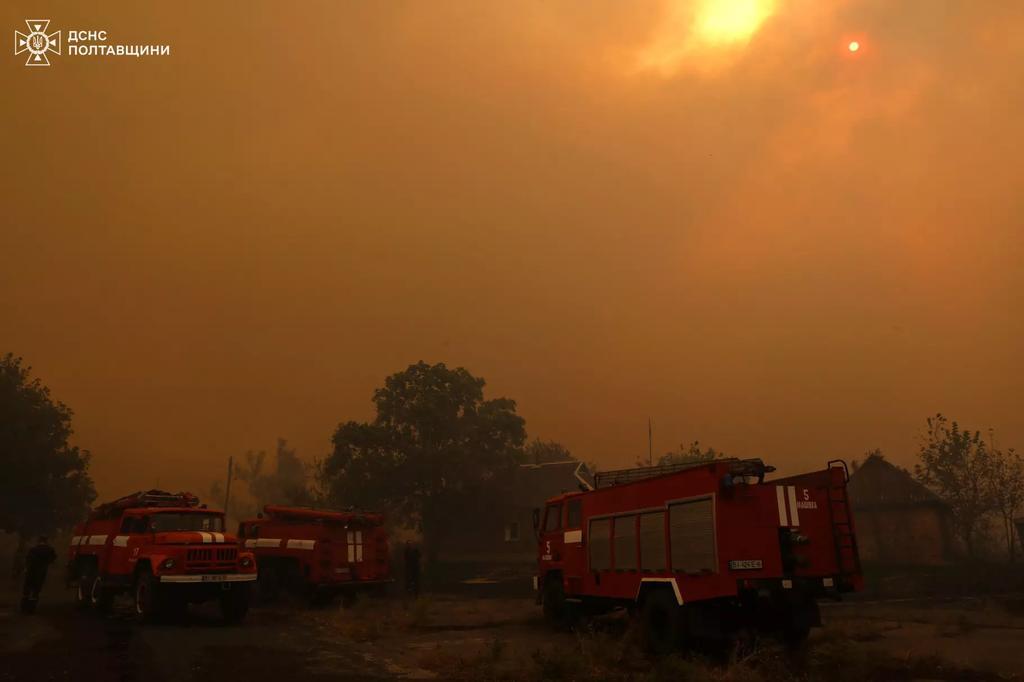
[21,536,57,613]
[403,541,421,597]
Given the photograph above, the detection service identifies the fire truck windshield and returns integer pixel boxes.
[149,513,225,533]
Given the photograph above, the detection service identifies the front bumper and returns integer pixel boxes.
[159,573,258,583]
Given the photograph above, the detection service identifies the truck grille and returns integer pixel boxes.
[186,547,237,571]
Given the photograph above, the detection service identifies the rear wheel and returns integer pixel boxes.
[258,563,281,602]
[134,570,161,623]
[76,566,96,610]
[90,576,114,613]
[641,589,680,655]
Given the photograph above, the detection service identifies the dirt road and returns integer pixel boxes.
[3,587,1023,681]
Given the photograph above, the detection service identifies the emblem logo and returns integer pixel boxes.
[14,19,61,66]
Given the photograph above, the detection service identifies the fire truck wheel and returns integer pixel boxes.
[76,569,95,610]
[90,576,114,613]
[542,577,568,628]
[220,584,250,624]
[258,564,281,602]
[134,570,162,623]
[339,591,357,609]
[640,589,680,655]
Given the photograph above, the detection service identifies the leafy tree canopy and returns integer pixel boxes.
[914,413,995,558]
[320,361,526,559]
[0,353,96,540]
[520,438,574,465]
[654,440,725,467]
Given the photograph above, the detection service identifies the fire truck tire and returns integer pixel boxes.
[134,570,162,623]
[340,591,357,609]
[640,589,680,655]
[90,576,114,613]
[258,564,281,602]
[220,584,250,624]
[76,568,95,610]
[542,576,568,628]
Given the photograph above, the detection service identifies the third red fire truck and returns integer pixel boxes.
[238,505,392,605]
[534,458,861,651]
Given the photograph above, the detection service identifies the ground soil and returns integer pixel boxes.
[2,585,1023,681]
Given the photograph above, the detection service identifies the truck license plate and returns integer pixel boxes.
[201,575,227,582]
[728,559,763,570]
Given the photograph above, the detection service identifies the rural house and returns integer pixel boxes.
[437,460,593,568]
[847,452,957,565]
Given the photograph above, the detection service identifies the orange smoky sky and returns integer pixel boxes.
[2,1,1022,500]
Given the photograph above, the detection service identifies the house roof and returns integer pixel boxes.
[847,454,948,509]
[511,460,592,504]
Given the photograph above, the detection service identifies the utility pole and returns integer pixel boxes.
[223,456,233,514]
[648,418,653,467]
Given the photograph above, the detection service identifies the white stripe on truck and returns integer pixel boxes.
[776,486,788,526]
[286,539,315,550]
[244,538,282,548]
[786,485,801,526]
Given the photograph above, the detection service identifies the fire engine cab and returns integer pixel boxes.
[67,490,257,623]
[534,459,861,651]
[238,505,392,606]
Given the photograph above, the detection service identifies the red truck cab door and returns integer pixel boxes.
[109,513,145,576]
[561,499,584,594]
[539,502,564,572]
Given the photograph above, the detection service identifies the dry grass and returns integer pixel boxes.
[315,596,1022,681]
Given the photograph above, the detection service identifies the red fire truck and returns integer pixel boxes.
[238,505,392,606]
[534,458,861,651]
[67,490,257,623]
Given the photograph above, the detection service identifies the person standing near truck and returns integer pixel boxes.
[403,542,421,597]
[21,536,57,613]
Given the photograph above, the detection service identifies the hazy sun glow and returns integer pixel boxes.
[848,40,860,52]
[695,0,777,44]
[636,0,778,76]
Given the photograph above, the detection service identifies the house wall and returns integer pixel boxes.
[854,505,953,565]
[435,503,536,564]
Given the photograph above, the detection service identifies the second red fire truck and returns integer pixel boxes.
[238,505,392,605]
[534,458,861,651]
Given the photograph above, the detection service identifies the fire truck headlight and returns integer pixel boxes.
[161,558,176,570]
[240,556,253,569]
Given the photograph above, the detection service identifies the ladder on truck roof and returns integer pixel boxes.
[826,460,861,586]
[593,457,774,489]
[92,490,201,518]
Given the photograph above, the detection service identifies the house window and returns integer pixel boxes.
[504,521,520,542]
[347,530,363,562]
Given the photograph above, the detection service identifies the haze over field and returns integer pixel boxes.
[2,0,1022,498]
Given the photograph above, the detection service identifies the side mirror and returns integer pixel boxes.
[532,508,540,533]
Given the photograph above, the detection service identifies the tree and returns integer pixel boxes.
[652,440,725,467]
[320,361,526,560]
[234,438,311,509]
[988,441,1024,563]
[914,414,995,559]
[210,438,311,521]
[520,438,574,465]
[0,354,96,566]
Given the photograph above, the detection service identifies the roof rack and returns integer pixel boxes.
[593,458,774,489]
[91,490,201,519]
